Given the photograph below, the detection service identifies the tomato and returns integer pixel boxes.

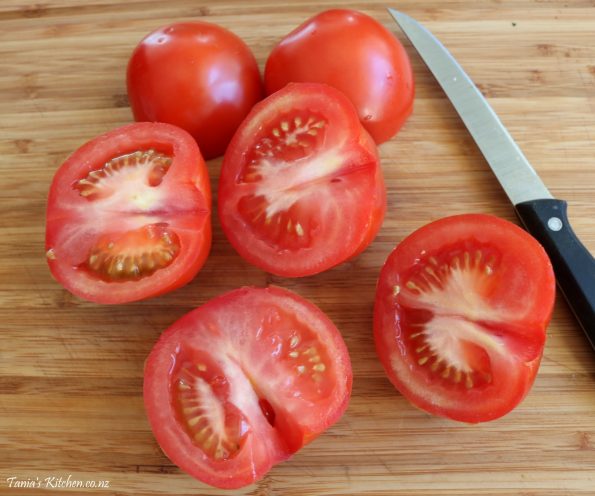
[127,22,263,160]
[374,214,556,423]
[264,9,414,144]
[45,123,211,304]
[218,82,386,277]
[144,286,352,489]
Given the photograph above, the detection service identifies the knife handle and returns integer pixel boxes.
[515,199,595,349]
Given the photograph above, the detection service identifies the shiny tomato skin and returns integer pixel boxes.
[45,122,211,304]
[127,22,263,160]
[264,9,414,144]
[218,82,386,277]
[144,286,352,489]
[374,214,556,423]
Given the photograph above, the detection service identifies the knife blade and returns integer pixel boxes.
[388,8,595,348]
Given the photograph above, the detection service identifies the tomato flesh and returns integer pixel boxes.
[219,82,386,277]
[264,9,414,144]
[45,122,211,304]
[374,214,556,423]
[144,286,352,488]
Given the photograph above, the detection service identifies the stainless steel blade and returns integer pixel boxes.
[388,8,552,205]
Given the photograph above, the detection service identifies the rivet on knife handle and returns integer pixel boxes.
[515,199,595,347]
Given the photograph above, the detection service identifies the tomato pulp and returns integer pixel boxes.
[144,286,352,488]
[127,22,263,159]
[374,214,556,423]
[45,123,211,304]
[218,82,386,277]
[264,9,414,144]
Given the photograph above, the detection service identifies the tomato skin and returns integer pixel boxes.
[144,286,352,489]
[264,9,414,144]
[374,214,556,423]
[127,22,263,160]
[45,122,211,304]
[219,82,386,277]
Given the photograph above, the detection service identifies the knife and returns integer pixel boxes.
[388,8,595,349]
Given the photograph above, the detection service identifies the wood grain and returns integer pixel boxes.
[1,1,595,494]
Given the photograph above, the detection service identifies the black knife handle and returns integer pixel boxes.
[515,199,595,349]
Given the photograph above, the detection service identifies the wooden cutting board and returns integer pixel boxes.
[1,1,594,494]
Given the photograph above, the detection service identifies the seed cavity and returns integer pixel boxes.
[174,360,245,461]
[74,149,172,200]
[84,224,180,282]
[403,246,502,392]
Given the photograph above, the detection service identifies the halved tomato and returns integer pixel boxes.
[143,286,352,489]
[374,214,556,423]
[218,82,386,277]
[45,122,211,304]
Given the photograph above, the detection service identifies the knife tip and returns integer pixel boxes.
[386,7,409,26]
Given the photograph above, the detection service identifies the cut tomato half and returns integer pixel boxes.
[374,214,556,423]
[45,122,211,304]
[143,286,352,489]
[218,82,386,277]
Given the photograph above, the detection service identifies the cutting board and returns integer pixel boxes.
[1,1,595,494]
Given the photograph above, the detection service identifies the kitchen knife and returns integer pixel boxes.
[388,8,595,348]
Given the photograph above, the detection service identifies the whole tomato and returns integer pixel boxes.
[264,10,414,144]
[127,22,263,159]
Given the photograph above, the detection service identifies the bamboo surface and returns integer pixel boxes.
[1,1,595,495]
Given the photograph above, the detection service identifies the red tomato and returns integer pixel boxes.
[144,286,352,489]
[45,123,211,304]
[218,82,386,277]
[127,22,263,160]
[264,9,414,144]
[374,214,556,423]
